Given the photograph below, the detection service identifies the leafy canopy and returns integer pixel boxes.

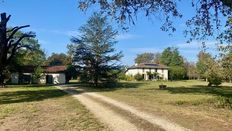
[78,0,232,40]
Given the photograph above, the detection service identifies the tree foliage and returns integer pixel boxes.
[196,50,223,86]
[78,0,232,39]
[207,58,223,86]
[65,65,78,83]
[221,52,232,82]
[169,66,187,80]
[72,13,123,87]
[135,53,153,64]
[160,47,186,80]
[46,53,71,66]
[134,73,144,81]
[160,47,184,66]
[32,66,44,84]
[78,0,181,32]
[10,33,46,67]
[184,61,199,79]
[134,52,161,64]
[0,13,35,86]
[196,51,214,79]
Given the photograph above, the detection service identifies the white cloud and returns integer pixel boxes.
[66,31,80,37]
[38,40,50,45]
[176,40,218,49]
[116,33,139,40]
[128,47,162,53]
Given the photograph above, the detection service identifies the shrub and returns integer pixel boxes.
[215,97,232,109]
[207,73,222,86]
[134,73,144,81]
[125,75,135,81]
[118,73,135,81]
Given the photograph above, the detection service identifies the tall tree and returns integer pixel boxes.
[10,33,46,67]
[46,53,71,66]
[135,53,155,64]
[153,53,161,64]
[160,47,184,66]
[196,51,214,79]
[221,52,232,82]
[72,13,123,87]
[160,47,186,80]
[0,13,35,86]
[217,18,232,82]
[184,61,199,79]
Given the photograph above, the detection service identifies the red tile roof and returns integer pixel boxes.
[13,65,67,73]
[44,66,67,73]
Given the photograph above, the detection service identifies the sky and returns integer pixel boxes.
[0,0,220,66]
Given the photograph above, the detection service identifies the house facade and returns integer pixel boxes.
[10,66,67,84]
[125,63,169,80]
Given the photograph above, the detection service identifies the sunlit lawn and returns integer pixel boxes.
[79,80,232,131]
[0,86,105,131]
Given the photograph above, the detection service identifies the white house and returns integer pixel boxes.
[10,66,67,84]
[125,63,169,80]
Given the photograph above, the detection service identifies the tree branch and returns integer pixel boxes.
[7,25,30,41]
[14,33,34,46]
[6,26,18,33]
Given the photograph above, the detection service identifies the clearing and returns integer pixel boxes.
[76,80,232,131]
[0,86,106,131]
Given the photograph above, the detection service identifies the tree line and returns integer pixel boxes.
[134,47,232,86]
[1,0,232,87]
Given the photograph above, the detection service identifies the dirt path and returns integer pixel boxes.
[58,86,191,131]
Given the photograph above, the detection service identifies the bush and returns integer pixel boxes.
[117,72,135,81]
[134,73,144,81]
[169,66,187,80]
[207,73,222,86]
[215,97,232,109]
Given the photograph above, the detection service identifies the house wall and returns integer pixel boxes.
[125,68,168,80]
[10,73,66,84]
[46,73,66,84]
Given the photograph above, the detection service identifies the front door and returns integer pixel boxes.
[46,75,53,84]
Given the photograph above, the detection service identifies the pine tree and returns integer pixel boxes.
[72,13,123,87]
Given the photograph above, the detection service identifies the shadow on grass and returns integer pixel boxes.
[65,82,146,92]
[165,85,232,98]
[0,88,67,105]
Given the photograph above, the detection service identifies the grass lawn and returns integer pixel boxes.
[0,86,106,131]
[79,80,232,131]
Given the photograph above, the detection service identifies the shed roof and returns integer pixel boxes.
[13,65,67,73]
[44,66,67,73]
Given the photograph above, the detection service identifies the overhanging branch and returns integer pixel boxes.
[7,25,30,41]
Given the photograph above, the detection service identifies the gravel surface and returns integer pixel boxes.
[58,86,191,131]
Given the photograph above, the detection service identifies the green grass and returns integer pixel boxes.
[77,80,232,131]
[0,86,106,130]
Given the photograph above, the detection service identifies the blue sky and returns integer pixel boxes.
[0,0,219,65]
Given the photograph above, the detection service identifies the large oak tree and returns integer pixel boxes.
[0,13,35,86]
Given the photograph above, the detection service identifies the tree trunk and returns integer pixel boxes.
[0,71,5,87]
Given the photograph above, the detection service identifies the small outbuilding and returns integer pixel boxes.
[125,63,169,80]
[10,66,67,84]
